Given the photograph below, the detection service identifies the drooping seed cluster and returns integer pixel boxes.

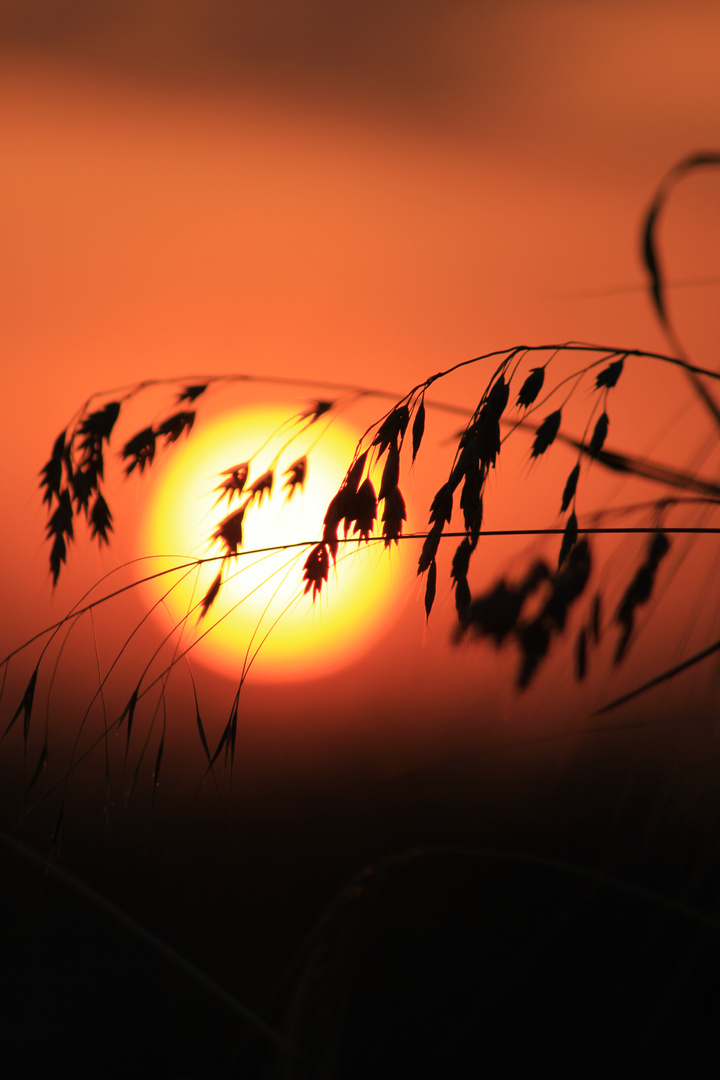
[40,385,204,585]
[38,341,690,692]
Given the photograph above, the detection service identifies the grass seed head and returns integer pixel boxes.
[283,456,308,500]
[411,400,426,462]
[200,571,223,617]
[588,412,609,457]
[213,504,246,556]
[303,542,330,599]
[122,426,156,476]
[351,478,377,541]
[531,410,562,458]
[516,367,545,408]
[373,404,410,455]
[247,469,273,505]
[561,463,580,513]
[214,463,249,506]
[381,486,406,546]
[595,356,624,389]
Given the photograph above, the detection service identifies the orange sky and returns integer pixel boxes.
[1,2,719,794]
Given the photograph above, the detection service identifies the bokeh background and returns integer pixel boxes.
[1,3,720,1073]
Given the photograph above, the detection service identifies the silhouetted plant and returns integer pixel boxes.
[2,152,720,815]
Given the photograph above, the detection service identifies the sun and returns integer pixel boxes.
[139,402,409,681]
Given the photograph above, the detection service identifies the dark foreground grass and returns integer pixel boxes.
[4,737,720,1079]
[1,154,720,1078]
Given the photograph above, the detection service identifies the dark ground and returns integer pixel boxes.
[3,714,720,1078]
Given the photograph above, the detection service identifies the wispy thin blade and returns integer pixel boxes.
[120,686,139,758]
[641,153,720,329]
[642,196,666,328]
[3,667,38,747]
[195,703,212,765]
[594,636,720,715]
[152,732,165,801]
[641,152,720,430]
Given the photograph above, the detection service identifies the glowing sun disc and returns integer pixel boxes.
[139,404,408,681]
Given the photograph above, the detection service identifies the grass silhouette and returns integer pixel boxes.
[1,153,720,1077]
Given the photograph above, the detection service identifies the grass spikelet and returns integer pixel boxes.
[649,529,671,564]
[176,383,206,404]
[588,413,609,457]
[465,580,525,645]
[595,357,624,390]
[614,530,671,662]
[39,431,66,506]
[558,511,578,568]
[283,456,308,499]
[213,505,246,556]
[49,532,66,585]
[46,485,74,582]
[472,410,501,471]
[381,487,406,547]
[462,486,483,546]
[348,478,376,541]
[122,426,156,475]
[247,469,273,505]
[450,536,472,585]
[516,366,545,408]
[302,399,334,422]
[71,467,96,514]
[516,540,591,686]
[429,482,453,525]
[156,409,195,444]
[418,521,443,574]
[303,543,330,599]
[80,401,121,445]
[560,463,580,513]
[48,488,74,542]
[517,619,550,688]
[346,450,369,495]
[486,373,510,418]
[322,491,345,559]
[531,409,562,458]
[373,404,410,454]
[424,557,437,620]
[89,492,112,544]
[214,463,249,506]
[378,443,400,500]
[200,571,223,617]
[411,399,425,462]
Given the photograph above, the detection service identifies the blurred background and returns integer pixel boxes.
[1,3,720,1073]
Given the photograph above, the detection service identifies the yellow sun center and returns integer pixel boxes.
[139,403,408,681]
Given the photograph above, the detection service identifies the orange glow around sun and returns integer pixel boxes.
[140,403,409,682]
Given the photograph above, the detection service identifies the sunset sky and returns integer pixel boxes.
[1,1,719,788]
[4,5,720,1072]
